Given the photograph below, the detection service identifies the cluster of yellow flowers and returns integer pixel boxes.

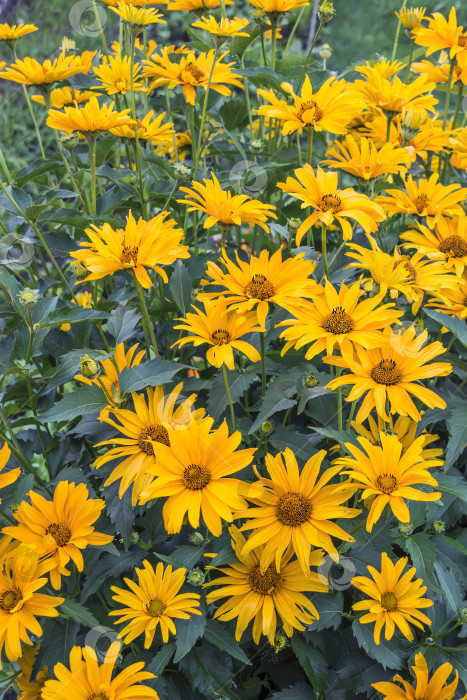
[0,1,467,698]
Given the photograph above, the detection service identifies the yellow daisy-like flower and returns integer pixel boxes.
[450,124,467,169]
[75,341,145,404]
[237,448,360,571]
[110,110,174,143]
[155,129,192,161]
[353,70,437,116]
[427,277,467,320]
[192,15,249,37]
[278,280,402,359]
[204,526,327,645]
[277,165,386,245]
[412,57,467,87]
[413,7,467,60]
[199,248,318,329]
[0,554,64,667]
[3,481,113,590]
[173,303,261,369]
[246,0,309,13]
[178,173,277,232]
[110,560,201,646]
[257,76,364,136]
[0,55,90,87]
[322,135,411,182]
[168,0,232,10]
[376,173,467,227]
[325,326,452,423]
[41,642,158,700]
[142,48,242,105]
[373,652,467,700]
[0,443,20,502]
[32,87,97,109]
[109,1,166,27]
[60,290,93,332]
[139,417,256,536]
[352,552,433,644]
[16,645,51,700]
[395,6,426,32]
[351,413,443,461]
[94,53,145,95]
[402,215,467,276]
[46,96,134,134]
[335,432,442,531]
[355,59,405,80]
[0,24,38,42]
[103,0,167,6]
[70,210,189,288]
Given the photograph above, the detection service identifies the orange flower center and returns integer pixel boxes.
[88,695,110,700]
[0,588,22,611]
[146,597,166,617]
[439,234,467,258]
[296,99,324,123]
[380,591,398,612]
[318,194,343,213]
[179,62,205,82]
[120,245,138,266]
[183,463,210,490]
[371,359,401,385]
[376,474,397,494]
[276,492,312,526]
[322,307,354,335]
[244,273,275,300]
[395,257,416,283]
[211,329,231,345]
[413,193,429,214]
[249,564,283,595]
[138,425,171,456]
[46,523,72,547]
[458,33,467,48]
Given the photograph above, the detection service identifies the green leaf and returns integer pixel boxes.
[104,482,134,550]
[434,562,464,614]
[208,370,258,421]
[229,21,262,57]
[291,635,326,695]
[154,545,203,570]
[270,685,313,700]
[178,642,241,700]
[269,429,321,459]
[169,261,192,315]
[425,309,467,348]
[60,599,100,628]
[436,472,467,503]
[351,619,404,670]
[0,185,32,214]
[249,398,296,433]
[81,551,145,602]
[219,98,249,130]
[118,358,188,394]
[204,620,251,665]
[37,305,109,329]
[33,618,80,676]
[146,642,176,675]
[174,613,206,663]
[445,403,467,468]
[107,306,140,343]
[399,532,443,594]
[39,386,108,423]
[239,67,284,92]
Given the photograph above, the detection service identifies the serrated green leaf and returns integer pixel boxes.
[291,635,326,695]
[399,532,443,593]
[146,642,176,675]
[169,261,192,315]
[39,386,108,423]
[204,620,251,665]
[60,599,100,628]
[174,613,206,663]
[434,562,464,614]
[425,309,467,348]
[351,619,404,670]
[445,404,467,468]
[118,358,188,394]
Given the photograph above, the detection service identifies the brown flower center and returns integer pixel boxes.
[0,588,22,611]
[120,245,138,266]
[138,425,170,456]
[381,592,398,612]
[296,99,324,123]
[180,62,205,81]
[88,695,110,700]
[376,474,397,494]
[244,273,275,300]
[249,564,283,595]
[371,359,401,385]
[46,523,72,547]
[211,329,231,345]
[319,194,343,213]
[439,234,467,258]
[395,257,416,282]
[146,598,166,617]
[276,492,312,526]
[183,464,210,490]
[322,307,354,335]
[413,193,429,214]
[458,33,467,48]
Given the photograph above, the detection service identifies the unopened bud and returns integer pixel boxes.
[287,217,301,236]
[18,288,40,308]
[460,607,467,623]
[319,43,332,60]
[187,568,205,586]
[318,0,335,24]
[273,634,287,652]
[59,132,80,151]
[400,106,426,141]
[303,374,319,388]
[80,354,100,378]
[174,163,192,180]
[249,139,264,154]
[189,532,205,545]
[72,261,89,281]
[398,522,414,536]
[61,37,76,53]
[261,421,273,434]
[432,519,445,533]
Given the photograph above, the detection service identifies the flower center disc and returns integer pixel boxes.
[376,474,397,494]
[180,62,205,82]
[276,492,312,526]
[0,588,22,611]
[296,99,324,123]
[88,695,110,700]
[319,194,343,213]
[46,523,72,547]
[211,329,231,345]
[120,245,138,266]
[381,592,398,612]
[249,564,283,595]
[439,235,467,258]
[244,274,275,300]
[413,193,429,214]
[371,359,401,385]
[322,307,354,335]
[146,597,166,617]
[183,464,210,490]
[138,424,171,456]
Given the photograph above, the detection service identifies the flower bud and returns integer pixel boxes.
[400,106,426,141]
[318,0,335,24]
[189,532,205,545]
[432,519,445,533]
[60,37,77,53]
[303,374,319,389]
[319,43,332,60]
[187,568,205,586]
[72,261,90,281]
[59,132,80,151]
[18,288,40,308]
[398,522,414,536]
[80,354,100,378]
[174,162,192,180]
[249,139,264,154]
[273,634,287,653]
[287,217,301,236]
[261,421,273,434]
[461,607,467,623]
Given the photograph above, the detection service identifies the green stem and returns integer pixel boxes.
[241,55,254,135]
[165,88,179,162]
[270,18,278,72]
[391,0,407,62]
[134,274,159,357]
[0,146,11,184]
[87,135,97,217]
[92,0,110,60]
[163,180,178,211]
[430,621,462,644]
[222,365,236,430]
[442,58,456,130]
[307,128,313,164]
[386,114,392,143]
[284,6,306,58]
[321,223,329,279]
[452,82,464,129]
[25,372,51,475]
[297,22,323,92]
[0,405,36,477]
[22,85,46,160]
[405,40,414,81]
[260,332,267,398]
[0,508,15,525]
[195,46,219,179]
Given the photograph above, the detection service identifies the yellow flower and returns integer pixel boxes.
[257,76,364,136]
[199,248,318,329]
[32,87,97,109]
[94,384,204,504]
[322,134,410,182]
[204,526,327,645]
[3,481,113,590]
[60,290,93,332]
[173,303,261,369]
[427,277,467,320]
[395,6,426,32]
[238,448,360,571]
[103,0,167,5]
[402,215,467,276]
[178,173,277,232]
[110,560,201,646]
[41,642,158,700]
[352,552,433,644]
[351,413,443,461]
[335,432,441,531]
[0,443,20,502]
[414,7,467,60]
[0,24,38,41]
[0,54,90,87]
[110,110,174,143]
[355,59,405,80]
[246,0,309,13]
[138,418,256,536]
[142,48,242,105]
[192,15,250,37]
[155,129,192,161]
[412,57,467,86]
[46,96,134,134]
[325,326,452,423]
[277,165,386,245]
[373,652,467,700]
[70,210,189,288]
[109,1,166,27]
[167,0,232,11]
[94,53,145,95]
[16,645,51,700]
[75,341,145,403]
[376,172,467,227]
[0,553,64,667]
[353,70,437,115]
[278,280,402,359]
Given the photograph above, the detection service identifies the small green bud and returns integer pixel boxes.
[72,261,89,281]
[319,43,332,59]
[273,634,287,653]
[174,162,192,180]
[189,532,205,546]
[432,520,445,533]
[303,374,319,389]
[18,288,40,308]
[398,522,414,536]
[80,354,100,378]
[187,568,205,586]
[59,132,80,151]
[287,217,301,236]
[460,607,467,623]
[249,139,264,154]
[129,532,140,545]
[318,0,335,23]
[261,421,273,434]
